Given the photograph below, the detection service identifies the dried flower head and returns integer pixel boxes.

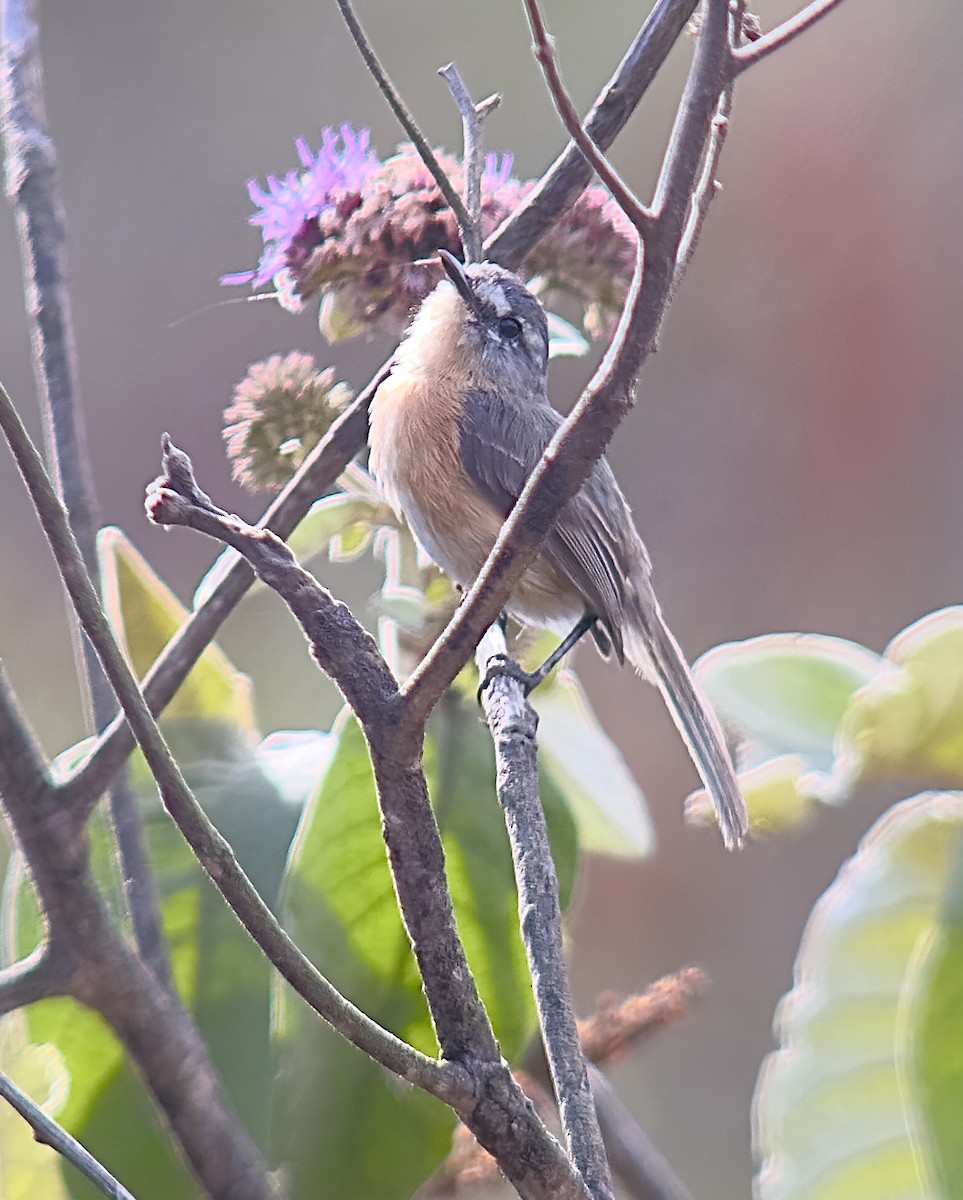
[224,123,635,341]
[223,351,353,492]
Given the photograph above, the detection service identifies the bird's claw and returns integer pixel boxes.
[477,653,541,703]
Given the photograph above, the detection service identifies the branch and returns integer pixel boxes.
[333,0,474,240]
[0,378,443,1094]
[731,0,848,71]
[488,0,698,268]
[0,629,279,1199]
[439,64,499,262]
[588,1066,695,1200]
[0,949,69,1015]
[476,629,614,1200]
[0,0,168,984]
[520,0,653,236]
[61,374,381,811]
[0,1071,136,1200]
[146,437,498,1066]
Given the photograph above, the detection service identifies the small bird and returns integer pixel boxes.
[369,250,748,849]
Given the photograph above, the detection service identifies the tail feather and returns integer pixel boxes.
[624,606,748,851]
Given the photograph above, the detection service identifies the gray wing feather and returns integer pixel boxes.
[460,389,633,658]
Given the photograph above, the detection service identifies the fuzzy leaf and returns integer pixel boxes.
[839,608,963,789]
[697,633,881,771]
[0,1014,70,1200]
[754,791,963,1200]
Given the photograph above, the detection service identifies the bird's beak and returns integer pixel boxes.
[438,249,476,309]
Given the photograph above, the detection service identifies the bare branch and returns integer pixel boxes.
[0,0,169,983]
[147,437,499,1066]
[439,64,499,262]
[489,0,698,268]
[0,378,444,1095]
[61,375,381,811]
[520,0,653,236]
[476,628,614,1200]
[333,0,473,240]
[731,0,848,71]
[0,948,69,1015]
[0,1070,136,1200]
[589,1066,695,1200]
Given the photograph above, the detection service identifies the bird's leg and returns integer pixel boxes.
[478,615,598,699]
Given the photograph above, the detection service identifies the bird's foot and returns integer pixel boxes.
[477,653,544,703]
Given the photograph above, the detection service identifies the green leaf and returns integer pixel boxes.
[753,791,963,1200]
[533,669,653,858]
[696,633,881,770]
[1,722,300,1199]
[98,527,256,731]
[904,821,963,1198]
[287,493,382,563]
[276,695,578,1200]
[839,607,963,790]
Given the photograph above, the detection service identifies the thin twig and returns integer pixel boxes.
[0,0,169,985]
[0,378,444,1094]
[588,1066,695,1200]
[488,0,698,268]
[334,0,473,238]
[476,628,614,1200]
[521,0,653,236]
[731,0,848,71]
[0,1070,137,1200]
[0,949,69,1015]
[439,64,499,262]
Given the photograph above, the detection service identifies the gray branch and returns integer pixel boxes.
[0,1071,136,1200]
[0,0,168,985]
[439,64,499,262]
[476,627,614,1200]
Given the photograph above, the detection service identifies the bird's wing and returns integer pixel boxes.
[460,389,630,656]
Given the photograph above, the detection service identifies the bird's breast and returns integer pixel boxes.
[369,370,582,630]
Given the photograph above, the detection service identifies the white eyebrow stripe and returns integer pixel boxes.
[475,280,511,316]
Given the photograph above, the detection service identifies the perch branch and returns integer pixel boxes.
[731,0,848,70]
[476,627,614,1200]
[0,1071,136,1200]
[145,441,593,1200]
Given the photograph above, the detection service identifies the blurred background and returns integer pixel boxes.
[1,1,961,1196]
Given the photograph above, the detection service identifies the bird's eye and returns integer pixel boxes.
[498,316,522,341]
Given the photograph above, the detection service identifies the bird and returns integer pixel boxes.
[368,249,748,850]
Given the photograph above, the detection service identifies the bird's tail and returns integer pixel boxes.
[624,602,748,851]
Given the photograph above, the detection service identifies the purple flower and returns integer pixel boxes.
[222,125,376,288]
[223,123,635,340]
